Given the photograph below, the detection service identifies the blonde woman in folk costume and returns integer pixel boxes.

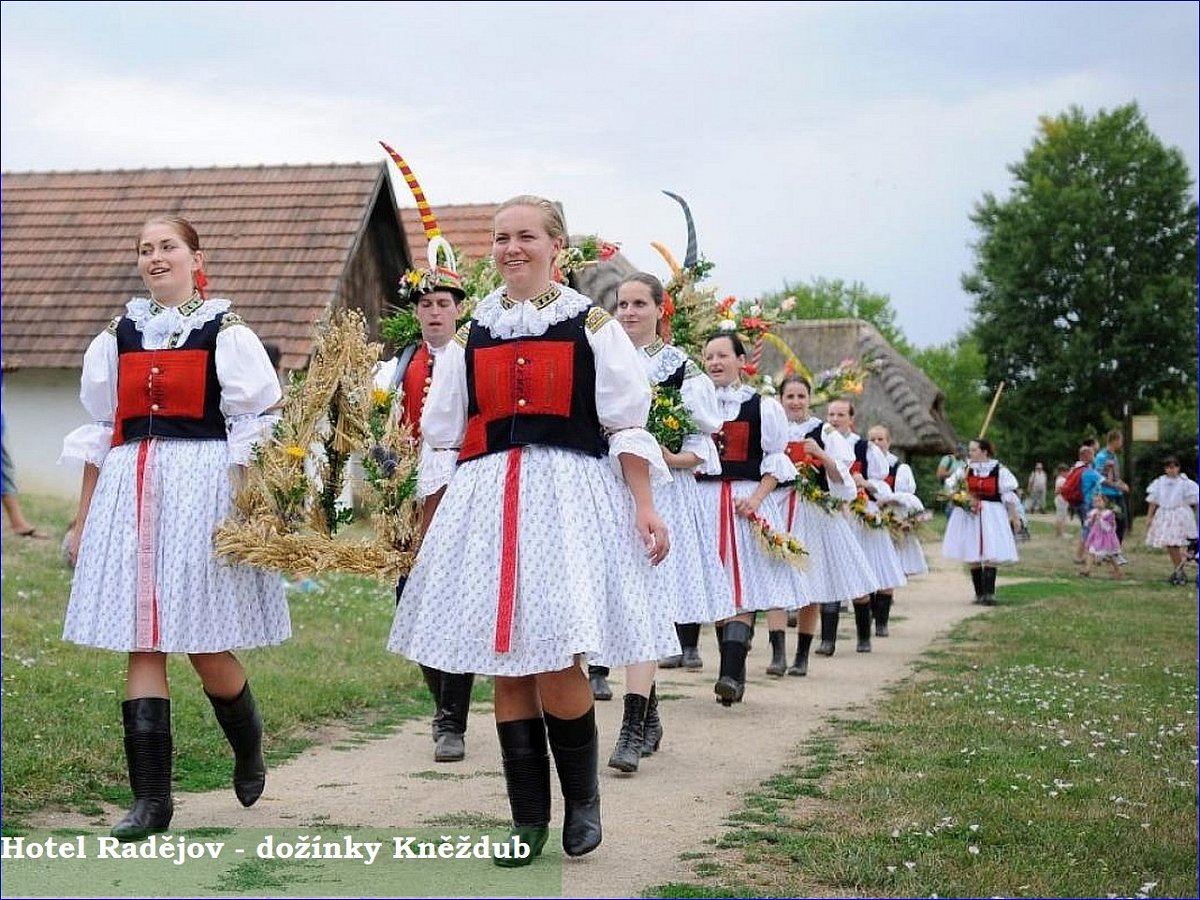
[61,216,289,841]
[697,332,812,707]
[867,424,929,635]
[941,437,1020,605]
[597,271,730,772]
[389,196,673,864]
[774,375,874,675]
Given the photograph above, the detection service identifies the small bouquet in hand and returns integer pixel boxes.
[647,384,695,454]
[935,489,974,512]
[850,492,887,529]
[793,464,844,514]
[746,511,808,568]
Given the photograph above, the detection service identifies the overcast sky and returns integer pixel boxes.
[2,1,1196,348]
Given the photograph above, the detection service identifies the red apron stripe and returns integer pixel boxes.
[718,482,744,609]
[494,447,523,652]
[134,440,159,650]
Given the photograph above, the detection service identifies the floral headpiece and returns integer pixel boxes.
[553,234,620,283]
[380,140,466,306]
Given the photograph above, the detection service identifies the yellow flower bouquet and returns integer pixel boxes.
[647,384,696,454]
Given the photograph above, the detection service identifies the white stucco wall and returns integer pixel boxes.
[2,369,89,500]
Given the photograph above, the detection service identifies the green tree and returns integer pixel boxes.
[963,102,1199,471]
[911,333,990,441]
[759,277,913,356]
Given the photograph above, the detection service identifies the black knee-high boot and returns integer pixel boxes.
[981,566,998,605]
[714,620,751,706]
[607,693,649,773]
[970,566,984,603]
[678,623,703,668]
[206,681,266,808]
[420,665,442,740]
[766,629,787,676]
[433,672,474,762]
[640,682,663,756]
[494,718,550,867]
[111,697,174,841]
[872,591,893,637]
[815,602,840,656]
[587,665,613,701]
[853,601,873,653]
[545,708,602,857]
[788,631,813,676]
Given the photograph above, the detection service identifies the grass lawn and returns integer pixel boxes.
[1,493,471,825]
[649,516,1198,898]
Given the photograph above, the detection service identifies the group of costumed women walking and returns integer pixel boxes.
[60,183,1024,865]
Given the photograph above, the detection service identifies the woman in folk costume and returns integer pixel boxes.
[374,143,475,765]
[941,437,1020,605]
[602,270,730,772]
[773,375,874,675]
[867,424,928,635]
[697,332,811,706]
[61,216,288,841]
[1143,454,1199,585]
[823,399,907,654]
[388,196,673,864]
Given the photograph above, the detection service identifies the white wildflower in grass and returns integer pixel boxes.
[968,845,980,855]
[886,866,897,874]
[969,823,980,832]
[904,861,916,870]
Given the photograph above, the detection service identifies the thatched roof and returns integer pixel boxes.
[762,319,957,456]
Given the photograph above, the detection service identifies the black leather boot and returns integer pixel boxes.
[678,623,703,668]
[546,709,602,857]
[714,621,751,706]
[854,602,873,652]
[787,632,813,676]
[981,566,998,605]
[766,629,787,676]
[640,683,663,757]
[494,718,550,868]
[420,664,443,740]
[433,672,474,762]
[970,566,984,604]
[815,603,840,656]
[873,592,893,637]
[607,693,649,773]
[111,697,174,841]
[588,665,613,701]
[207,681,266,807]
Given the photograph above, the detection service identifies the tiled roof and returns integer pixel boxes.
[399,203,497,268]
[1,163,398,371]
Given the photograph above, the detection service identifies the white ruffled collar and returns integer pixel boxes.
[126,295,231,350]
[787,415,824,437]
[472,283,591,339]
[639,340,690,385]
[967,459,1000,475]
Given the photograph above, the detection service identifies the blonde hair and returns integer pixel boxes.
[494,195,566,242]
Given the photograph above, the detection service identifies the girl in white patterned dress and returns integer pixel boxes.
[1144,455,1200,584]
[697,333,812,706]
[868,424,928,637]
[941,437,1020,605]
[61,216,288,842]
[773,375,873,675]
[388,197,672,863]
[596,272,730,772]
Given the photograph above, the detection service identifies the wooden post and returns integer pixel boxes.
[979,381,1005,438]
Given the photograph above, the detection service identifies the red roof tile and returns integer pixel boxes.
[399,203,497,268]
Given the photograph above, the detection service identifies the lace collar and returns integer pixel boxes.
[126,296,231,350]
[473,283,591,339]
[639,340,690,385]
[787,416,825,438]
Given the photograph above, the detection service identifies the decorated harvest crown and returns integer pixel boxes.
[380,140,466,306]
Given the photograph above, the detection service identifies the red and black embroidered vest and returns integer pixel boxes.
[885,460,899,491]
[112,314,226,447]
[399,343,434,441]
[848,436,869,477]
[967,463,1002,502]
[700,393,763,482]
[458,311,606,463]
[785,422,830,491]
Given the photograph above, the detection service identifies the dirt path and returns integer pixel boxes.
[34,553,985,897]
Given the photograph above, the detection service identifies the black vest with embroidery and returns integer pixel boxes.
[113,314,226,447]
[800,422,831,492]
[699,393,763,482]
[967,462,1002,502]
[850,436,870,476]
[458,310,606,463]
[885,460,900,491]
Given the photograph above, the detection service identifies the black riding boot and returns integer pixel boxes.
[588,665,613,701]
[872,592,893,637]
[788,632,813,676]
[433,672,474,762]
[111,697,174,841]
[545,708,602,857]
[640,682,663,756]
[607,693,649,773]
[207,681,266,807]
[981,566,998,605]
[970,566,984,603]
[714,621,751,706]
[853,601,873,652]
[494,718,550,867]
[766,629,787,676]
[678,623,703,668]
[815,603,840,656]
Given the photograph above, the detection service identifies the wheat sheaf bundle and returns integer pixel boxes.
[214,309,421,579]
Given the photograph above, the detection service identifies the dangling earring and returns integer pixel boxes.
[194,269,209,300]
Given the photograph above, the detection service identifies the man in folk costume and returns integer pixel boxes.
[375,142,474,763]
